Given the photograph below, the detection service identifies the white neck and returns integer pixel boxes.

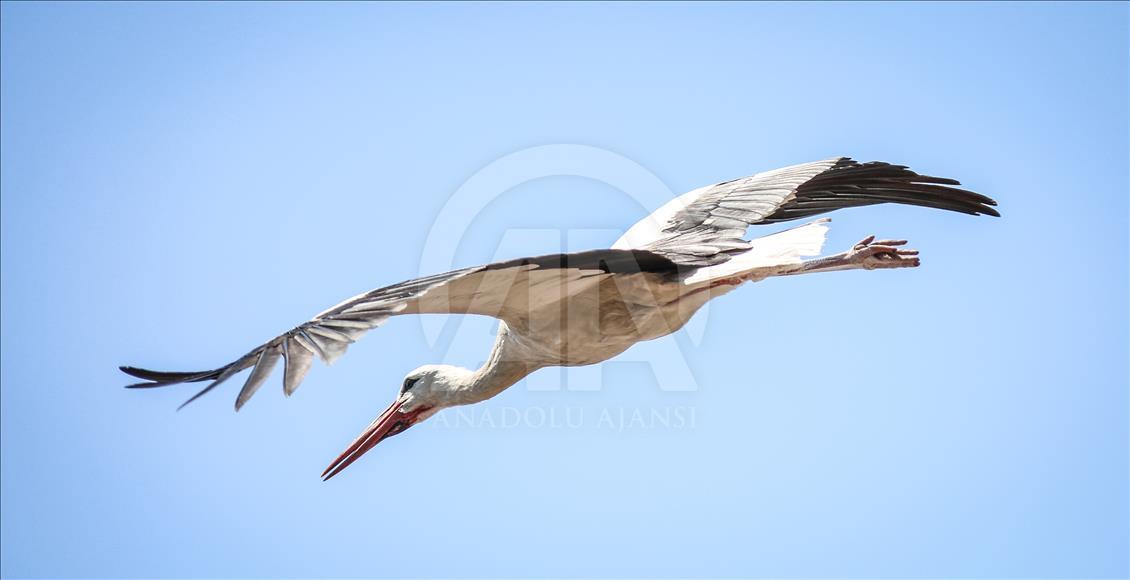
[453,324,539,405]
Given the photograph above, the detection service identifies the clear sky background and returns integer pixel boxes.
[1,2,1127,578]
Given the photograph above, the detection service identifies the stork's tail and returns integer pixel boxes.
[682,219,831,285]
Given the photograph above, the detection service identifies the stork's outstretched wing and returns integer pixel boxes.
[614,157,998,266]
[121,249,677,410]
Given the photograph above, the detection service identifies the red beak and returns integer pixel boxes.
[321,399,432,480]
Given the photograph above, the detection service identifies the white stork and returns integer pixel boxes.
[122,157,998,479]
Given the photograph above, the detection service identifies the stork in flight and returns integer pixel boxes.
[122,157,998,479]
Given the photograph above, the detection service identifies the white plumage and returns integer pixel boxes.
[122,157,998,479]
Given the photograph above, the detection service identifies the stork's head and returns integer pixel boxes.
[321,364,469,480]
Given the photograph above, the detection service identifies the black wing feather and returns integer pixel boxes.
[646,157,998,266]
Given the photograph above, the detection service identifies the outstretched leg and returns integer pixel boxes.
[775,235,920,276]
[698,234,920,292]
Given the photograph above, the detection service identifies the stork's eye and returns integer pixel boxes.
[402,377,420,392]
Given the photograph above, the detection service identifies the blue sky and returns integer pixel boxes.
[1,2,1126,578]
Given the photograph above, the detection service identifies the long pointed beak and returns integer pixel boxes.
[321,398,430,481]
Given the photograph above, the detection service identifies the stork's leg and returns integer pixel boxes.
[775,235,920,276]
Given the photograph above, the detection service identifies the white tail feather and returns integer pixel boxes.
[683,218,830,285]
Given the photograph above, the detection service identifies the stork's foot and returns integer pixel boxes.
[847,235,920,270]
